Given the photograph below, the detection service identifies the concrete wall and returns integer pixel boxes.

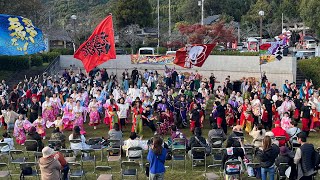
[59,55,296,86]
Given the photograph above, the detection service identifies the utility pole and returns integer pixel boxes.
[201,0,204,25]
[168,0,171,50]
[157,0,160,54]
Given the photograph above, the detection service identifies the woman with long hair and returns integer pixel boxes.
[256,136,280,180]
[147,136,167,180]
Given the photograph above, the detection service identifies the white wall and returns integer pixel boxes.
[60,55,296,87]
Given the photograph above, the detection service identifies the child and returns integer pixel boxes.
[13,115,27,145]
[54,116,63,132]
[33,116,46,139]
[281,112,291,131]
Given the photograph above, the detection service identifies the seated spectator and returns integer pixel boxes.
[249,124,266,148]
[39,146,62,180]
[208,123,227,147]
[275,146,296,180]
[0,132,14,152]
[221,136,245,178]
[271,120,289,147]
[256,136,280,180]
[286,121,301,143]
[170,125,188,145]
[226,125,244,148]
[125,132,143,157]
[26,126,44,152]
[108,123,123,145]
[68,126,90,150]
[50,127,66,148]
[265,131,279,146]
[188,127,207,159]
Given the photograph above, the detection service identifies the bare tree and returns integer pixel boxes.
[119,24,143,54]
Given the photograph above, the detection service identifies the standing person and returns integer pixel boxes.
[33,115,46,139]
[209,73,216,94]
[300,100,311,136]
[263,94,274,130]
[88,98,100,130]
[131,101,144,135]
[29,95,40,123]
[9,87,19,111]
[2,107,19,133]
[256,136,280,180]
[72,100,86,135]
[42,96,55,124]
[189,103,201,132]
[131,67,138,85]
[294,132,317,180]
[147,136,167,180]
[13,115,27,145]
[174,95,188,128]
[117,97,129,129]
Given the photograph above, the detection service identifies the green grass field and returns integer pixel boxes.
[2,96,320,180]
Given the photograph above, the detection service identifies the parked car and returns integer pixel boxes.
[294,50,315,60]
[166,51,176,56]
[139,47,155,55]
[116,48,127,55]
[305,39,317,49]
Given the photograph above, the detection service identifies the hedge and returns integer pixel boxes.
[30,55,43,67]
[211,50,259,56]
[41,52,60,63]
[51,48,74,55]
[297,58,320,87]
[0,56,30,70]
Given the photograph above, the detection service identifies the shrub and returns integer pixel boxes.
[41,52,60,63]
[298,58,320,87]
[158,47,167,55]
[211,50,259,56]
[30,55,43,67]
[0,56,30,70]
[51,48,74,55]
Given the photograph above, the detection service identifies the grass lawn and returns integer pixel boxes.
[2,96,320,180]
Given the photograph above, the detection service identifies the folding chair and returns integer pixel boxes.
[208,148,224,178]
[24,140,38,157]
[224,159,242,180]
[275,136,286,142]
[81,149,96,173]
[210,137,224,148]
[172,138,187,149]
[34,152,43,163]
[95,166,112,180]
[127,147,143,171]
[0,163,11,179]
[105,147,121,172]
[121,161,139,180]
[48,140,62,149]
[244,146,255,161]
[9,150,25,166]
[68,162,87,180]
[276,163,289,180]
[60,149,76,163]
[191,147,207,172]
[19,162,39,179]
[88,137,103,161]
[0,142,10,164]
[246,163,260,179]
[171,148,186,172]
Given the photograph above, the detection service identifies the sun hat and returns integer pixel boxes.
[42,146,55,158]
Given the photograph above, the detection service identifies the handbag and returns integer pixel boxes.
[195,137,211,155]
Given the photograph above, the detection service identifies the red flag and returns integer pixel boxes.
[74,15,116,72]
[174,44,215,68]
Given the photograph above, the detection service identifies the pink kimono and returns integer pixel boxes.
[281,116,291,131]
[33,118,46,138]
[13,119,26,145]
[42,101,55,122]
[73,106,87,134]
[88,102,100,126]
[50,97,61,117]
[62,103,74,131]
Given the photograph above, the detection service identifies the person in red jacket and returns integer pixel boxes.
[271,120,289,147]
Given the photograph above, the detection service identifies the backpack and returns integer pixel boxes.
[20,167,32,180]
[313,150,320,170]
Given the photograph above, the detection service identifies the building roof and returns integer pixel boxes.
[203,15,220,25]
[46,29,72,41]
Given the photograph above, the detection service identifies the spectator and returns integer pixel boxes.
[265,131,279,146]
[226,125,243,148]
[275,146,296,180]
[170,125,188,145]
[208,123,226,148]
[68,126,90,150]
[39,146,62,180]
[188,127,207,159]
[125,132,143,157]
[300,100,311,136]
[256,136,280,180]
[294,132,317,180]
[26,126,44,152]
[287,121,301,145]
[108,123,123,145]
[0,132,14,152]
[50,127,66,148]
[249,124,266,148]
[147,136,167,180]
[271,120,289,147]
